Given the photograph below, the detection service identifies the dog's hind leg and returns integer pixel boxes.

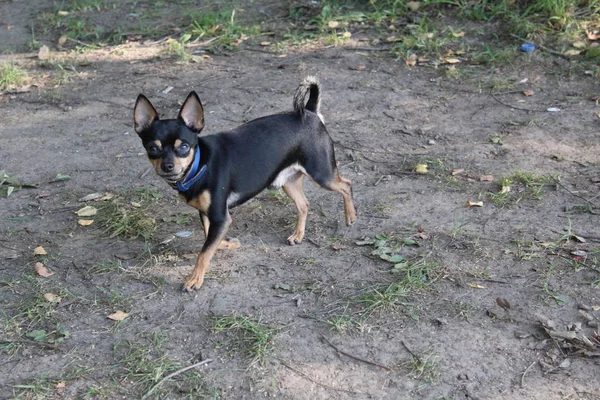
[283,173,309,245]
[325,171,357,226]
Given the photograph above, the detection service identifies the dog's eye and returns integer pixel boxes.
[179,143,189,152]
[148,145,160,154]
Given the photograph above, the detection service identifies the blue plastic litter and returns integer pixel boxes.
[520,43,536,53]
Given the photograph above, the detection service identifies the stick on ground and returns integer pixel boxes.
[142,358,213,400]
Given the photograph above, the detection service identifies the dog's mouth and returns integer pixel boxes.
[157,170,185,182]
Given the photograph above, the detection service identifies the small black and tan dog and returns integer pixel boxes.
[133,77,356,292]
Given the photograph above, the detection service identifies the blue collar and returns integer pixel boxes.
[175,146,207,192]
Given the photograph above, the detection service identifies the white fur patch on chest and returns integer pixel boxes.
[270,163,307,188]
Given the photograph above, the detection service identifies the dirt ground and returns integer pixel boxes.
[1,1,600,399]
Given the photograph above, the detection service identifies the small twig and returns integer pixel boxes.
[279,360,362,395]
[0,339,58,350]
[490,93,547,113]
[552,177,599,208]
[142,358,213,400]
[520,361,536,388]
[401,340,421,364]
[321,335,391,371]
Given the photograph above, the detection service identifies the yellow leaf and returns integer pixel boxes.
[75,205,98,217]
[131,202,142,208]
[259,41,271,46]
[44,293,61,303]
[328,21,339,29]
[443,57,461,64]
[78,219,94,226]
[467,282,486,289]
[107,311,129,321]
[58,35,68,47]
[406,1,421,11]
[405,54,417,66]
[342,31,352,38]
[451,31,465,38]
[33,246,48,256]
[564,49,581,56]
[572,41,586,49]
[415,164,428,174]
[467,201,484,207]
[57,10,69,16]
[35,262,54,278]
[500,185,511,194]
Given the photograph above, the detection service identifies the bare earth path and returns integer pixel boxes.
[1,1,599,399]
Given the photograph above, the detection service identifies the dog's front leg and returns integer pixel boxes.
[200,212,240,250]
[184,211,232,292]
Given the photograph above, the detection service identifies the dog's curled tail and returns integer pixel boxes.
[293,76,321,117]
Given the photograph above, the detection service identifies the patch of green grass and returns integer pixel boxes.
[96,189,163,240]
[0,63,26,90]
[210,313,278,367]
[186,9,261,52]
[487,170,557,207]
[113,332,180,393]
[403,350,441,384]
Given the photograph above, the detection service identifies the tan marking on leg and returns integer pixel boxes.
[283,174,309,245]
[327,172,357,226]
[187,190,211,214]
[201,212,240,250]
[184,212,232,291]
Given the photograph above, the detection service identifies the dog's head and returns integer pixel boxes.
[133,92,205,182]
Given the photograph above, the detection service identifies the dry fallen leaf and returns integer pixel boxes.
[38,45,50,61]
[78,219,94,226]
[406,1,421,11]
[451,31,465,38]
[587,30,599,40]
[572,41,586,49]
[467,201,484,207]
[259,41,271,46]
[443,57,461,64]
[480,175,494,182]
[55,381,66,389]
[522,89,534,96]
[451,168,464,176]
[35,262,54,278]
[496,297,511,310]
[328,21,339,28]
[130,202,142,208]
[107,311,129,321]
[467,282,486,289]
[499,185,511,194]
[75,205,98,217]
[342,31,352,39]
[44,293,61,303]
[564,49,582,56]
[58,35,68,47]
[415,163,428,174]
[405,53,417,66]
[33,246,48,256]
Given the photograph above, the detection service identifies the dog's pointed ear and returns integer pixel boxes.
[134,94,159,134]
[178,91,204,132]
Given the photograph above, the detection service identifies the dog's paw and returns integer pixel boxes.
[218,237,240,250]
[287,231,304,245]
[183,276,204,292]
[345,213,357,226]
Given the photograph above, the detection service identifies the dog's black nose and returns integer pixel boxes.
[161,162,174,173]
